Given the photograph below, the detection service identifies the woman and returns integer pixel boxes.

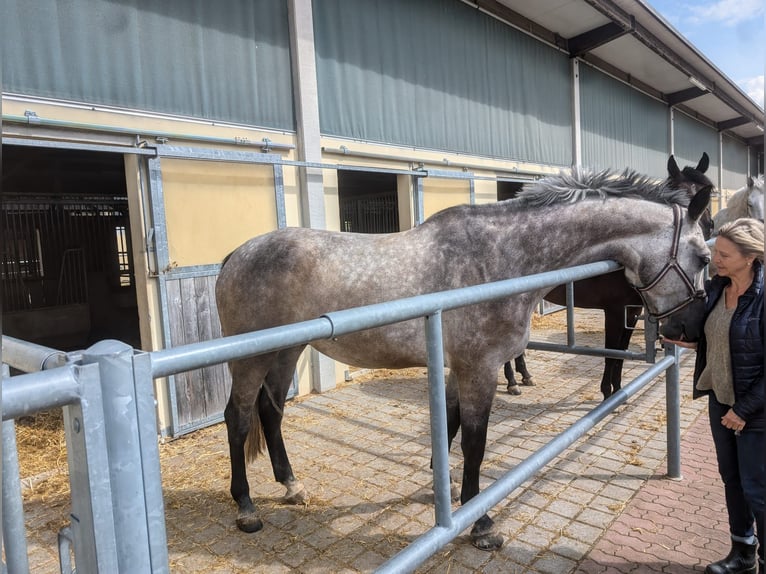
[665,217,764,574]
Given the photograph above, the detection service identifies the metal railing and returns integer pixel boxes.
[2,258,686,574]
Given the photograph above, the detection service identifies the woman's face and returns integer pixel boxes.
[712,236,751,278]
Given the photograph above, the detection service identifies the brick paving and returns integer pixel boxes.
[16,316,731,573]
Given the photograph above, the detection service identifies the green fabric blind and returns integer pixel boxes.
[314,0,572,166]
[580,66,669,176]
[1,0,294,130]
[673,112,720,185]
[721,136,749,190]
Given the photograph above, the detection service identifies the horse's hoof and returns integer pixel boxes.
[507,384,522,395]
[521,377,535,386]
[236,512,264,533]
[471,531,504,550]
[283,480,308,505]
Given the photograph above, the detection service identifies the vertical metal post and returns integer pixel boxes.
[80,340,167,573]
[565,282,576,345]
[131,352,170,573]
[643,317,658,363]
[413,175,425,225]
[425,311,453,528]
[2,365,31,574]
[64,362,120,573]
[664,344,682,479]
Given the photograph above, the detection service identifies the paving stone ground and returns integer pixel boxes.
[17,312,730,573]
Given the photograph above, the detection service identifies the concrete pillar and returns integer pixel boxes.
[288,0,336,392]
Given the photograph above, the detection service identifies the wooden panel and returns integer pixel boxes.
[167,274,232,432]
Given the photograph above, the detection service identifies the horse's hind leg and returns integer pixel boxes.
[259,346,307,505]
[224,354,276,533]
[444,371,462,501]
[515,354,535,386]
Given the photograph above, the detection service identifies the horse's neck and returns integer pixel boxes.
[507,199,669,274]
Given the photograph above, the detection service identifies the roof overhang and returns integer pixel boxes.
[466,0,764,148]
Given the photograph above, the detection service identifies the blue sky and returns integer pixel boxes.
[645,0,764,109]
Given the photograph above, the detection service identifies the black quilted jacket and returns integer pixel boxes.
[692,261,764,430]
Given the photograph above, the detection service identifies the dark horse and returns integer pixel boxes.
[504,154,714,399]
[215,169,711,550]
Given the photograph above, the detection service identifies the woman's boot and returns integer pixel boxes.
[705,540,757,574]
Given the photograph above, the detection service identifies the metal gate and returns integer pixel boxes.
[1,193,132,349]
[339,190,399,233]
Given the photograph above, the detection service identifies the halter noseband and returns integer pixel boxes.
[634,203,705,321]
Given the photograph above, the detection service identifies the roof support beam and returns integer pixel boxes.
[568,19,633,57]
[717,117,751,130]
[666,87,707,106]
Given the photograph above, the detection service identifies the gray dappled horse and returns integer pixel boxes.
[215,168,712,550]
[713,175,765,233]
[505,153,715,399]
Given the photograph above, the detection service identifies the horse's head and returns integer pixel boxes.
[666,153,714,238]
[746,175,764,222]
[626,185,712,324]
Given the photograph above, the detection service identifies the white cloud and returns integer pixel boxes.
[740,75,764,109]
[689,0,765,26]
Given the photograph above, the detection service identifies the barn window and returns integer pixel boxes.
[115,226,132,287]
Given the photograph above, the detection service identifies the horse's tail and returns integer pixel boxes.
[220,250,234,271]
[244,407,267,463]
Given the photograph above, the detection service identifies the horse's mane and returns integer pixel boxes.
[514,167,691,208]
[726,175,764,213]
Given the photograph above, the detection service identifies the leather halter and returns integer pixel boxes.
[634,203,705,321]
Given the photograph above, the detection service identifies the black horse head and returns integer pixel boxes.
[667,152,714,239]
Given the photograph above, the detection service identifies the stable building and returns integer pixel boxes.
[2,0,762,437]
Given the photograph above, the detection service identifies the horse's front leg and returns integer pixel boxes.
[600,306,639,399]
[458,370,504,550]
[503,360,522,395]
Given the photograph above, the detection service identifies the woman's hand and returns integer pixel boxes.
[721,409,746,433]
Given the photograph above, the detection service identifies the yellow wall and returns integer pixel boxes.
[161,159,277,267]
[423,177,471,219]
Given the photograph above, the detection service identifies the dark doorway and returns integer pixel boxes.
[1,145,140,351]
[338,170,399,233]
[497,180,524,201]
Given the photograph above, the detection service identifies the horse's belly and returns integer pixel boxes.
[311,322,428,369]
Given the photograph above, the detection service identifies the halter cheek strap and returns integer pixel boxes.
[634,203,705,321]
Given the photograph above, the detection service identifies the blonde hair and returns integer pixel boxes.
[716,218,764,263]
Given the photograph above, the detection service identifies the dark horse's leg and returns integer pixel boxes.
[599,306,641,399]
[503,354,535,395]
[259,346,307,504]
[514,355,535,386]
[503,360,521,395]
[455,365,504,550]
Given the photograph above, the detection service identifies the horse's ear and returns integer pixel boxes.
[667,155,681,179]
[747,175,754,188]
[688,185,712,222]
[696,152,709,174]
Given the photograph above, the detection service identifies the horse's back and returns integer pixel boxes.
[215,227,434,335]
